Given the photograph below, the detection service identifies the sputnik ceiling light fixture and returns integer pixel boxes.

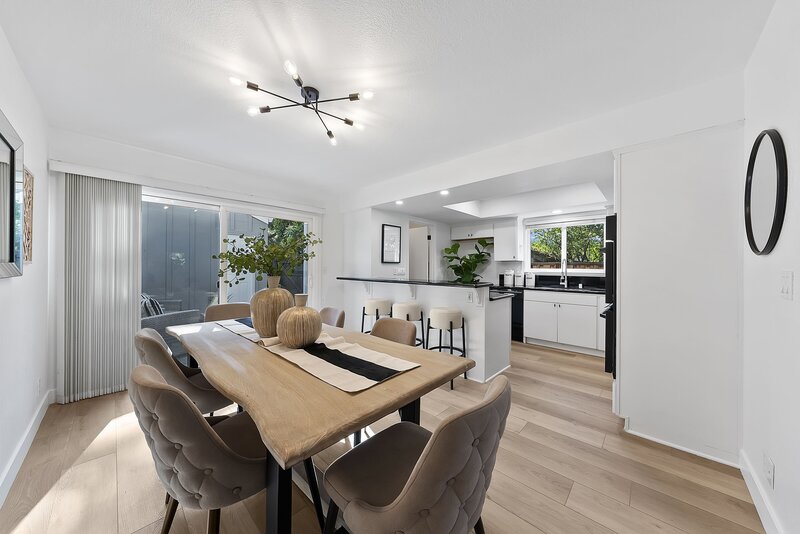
[230,60,372,146]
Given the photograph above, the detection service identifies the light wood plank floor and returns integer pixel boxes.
[0,343,764,534]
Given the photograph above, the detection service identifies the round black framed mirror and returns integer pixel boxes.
[745,129,787,255]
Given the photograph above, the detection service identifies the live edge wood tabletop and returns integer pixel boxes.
[166,323,475,469]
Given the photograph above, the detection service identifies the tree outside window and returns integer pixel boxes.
[530,227,562,268]
[529,221,605,271]
[566,223,604,269]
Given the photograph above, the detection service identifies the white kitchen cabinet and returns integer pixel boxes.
[524,300,558,342]
[556,303,598,348]
[451,222,494,241]
[493,218,522,261]
[524,290,602,350]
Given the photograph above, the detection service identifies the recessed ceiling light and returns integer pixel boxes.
[395,200,404,205]
[440,190,450,196]
[552,209,563,214]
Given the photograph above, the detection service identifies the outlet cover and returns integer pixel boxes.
[763,452,775,489]
[467,292,474,303]
[780,271,793,300]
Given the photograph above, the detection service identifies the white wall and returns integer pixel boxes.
[617,124,743,465]
[368,208,450,282]
[742,0,800,531]
[0,26,53,504]
[344,73,745,210]
[49,128,329,212]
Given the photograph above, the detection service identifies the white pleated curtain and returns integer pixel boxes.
[64,173,141,402]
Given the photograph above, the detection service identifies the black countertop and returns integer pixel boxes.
[492,285,605,295]
[338,276,493,288]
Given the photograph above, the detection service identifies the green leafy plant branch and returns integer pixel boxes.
[214,229,322,286]
[442,239,492,284]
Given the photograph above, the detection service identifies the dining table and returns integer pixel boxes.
[166,322,475,534]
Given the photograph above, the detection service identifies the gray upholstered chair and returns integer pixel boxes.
[204,302,251,322]
[134,328,231,414]
[130,365,326,533]
[323,376,512,534]
[128,365,267,534]
[370,317,417,347]
[320,306,346,328]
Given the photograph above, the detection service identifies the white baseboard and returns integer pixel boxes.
[0,388,55,508]
[482,365,511,383]
[740,449,783,534]
[623,427,740,469]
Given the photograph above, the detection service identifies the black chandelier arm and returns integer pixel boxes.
[253,85,353,113]
[310,96,357,105]
[313,103,330,132]
[258,99,350,124]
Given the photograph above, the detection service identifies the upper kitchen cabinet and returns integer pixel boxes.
[493,218,522,261]
[451,222,493,241]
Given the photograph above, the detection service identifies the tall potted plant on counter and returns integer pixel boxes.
[214,229,322,337]
[442,239,491,284]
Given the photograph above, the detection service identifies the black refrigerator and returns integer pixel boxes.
[600,214,617,377]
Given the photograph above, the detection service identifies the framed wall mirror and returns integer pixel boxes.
[381,224,401,263]
[0,107,23,278]
[745,129,787,256]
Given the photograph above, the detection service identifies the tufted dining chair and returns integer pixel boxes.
[320,306,346,328]
[134,328,232,415]
[322,375,511,534]
[128,365,268,534]
[204,302,251,322]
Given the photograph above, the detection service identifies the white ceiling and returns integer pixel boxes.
[0,1,773,193]
[375,152,613,224]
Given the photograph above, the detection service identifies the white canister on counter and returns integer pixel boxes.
[514,273,524,287]
[524,272,535,287]
[502,270,514,286]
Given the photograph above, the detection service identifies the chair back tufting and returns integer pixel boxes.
[134,328,193,386]
[346,375,512,534]
[127,365,266,510]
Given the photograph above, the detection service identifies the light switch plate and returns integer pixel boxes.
[780,271,793,300]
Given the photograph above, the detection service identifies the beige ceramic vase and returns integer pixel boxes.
[250,276,294,338]
[276,294,322,349]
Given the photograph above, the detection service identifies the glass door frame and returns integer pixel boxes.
[142,187,323,309]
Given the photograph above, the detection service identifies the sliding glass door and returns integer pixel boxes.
[141,199,220,313]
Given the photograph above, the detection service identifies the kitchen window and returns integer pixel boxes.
[528,220,605,271]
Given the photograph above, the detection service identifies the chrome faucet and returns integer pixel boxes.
[560,259,568,288]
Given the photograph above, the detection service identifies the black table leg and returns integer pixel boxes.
[266,453,292,534]
[399,398,421,424]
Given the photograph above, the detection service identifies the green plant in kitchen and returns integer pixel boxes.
[214,228,322,285]
[442,239,492,284]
